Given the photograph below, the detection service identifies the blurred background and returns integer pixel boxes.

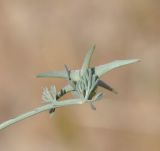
[0,0,160,151]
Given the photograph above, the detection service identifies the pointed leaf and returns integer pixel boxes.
[81,44,95,76]
[93,92,103,102]
[98,80,117,94]
[95,59,140,77]
[89,102,96,110]
[36,71,67,79]
[64,64,71,79]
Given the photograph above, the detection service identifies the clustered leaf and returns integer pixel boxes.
[0,44,140,130]
[42,85,57,103]
[40,45,140,112]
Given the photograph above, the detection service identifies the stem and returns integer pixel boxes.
[0,104,52,130]
[0,98,83,130]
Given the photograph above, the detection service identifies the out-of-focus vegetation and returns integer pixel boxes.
[0,0,160,151]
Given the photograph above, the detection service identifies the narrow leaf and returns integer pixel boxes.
[98,80,117,94]
[36,71,67,79]
[95,59,140,77]
[81,44,95,76]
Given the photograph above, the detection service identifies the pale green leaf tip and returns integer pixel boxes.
[36,73,47,78]
[91,43,96,49]
[127,59,141,63]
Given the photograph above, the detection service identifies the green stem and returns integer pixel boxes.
[0,98,83,130]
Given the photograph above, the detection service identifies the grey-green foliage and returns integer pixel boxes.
[39,44,139,103]
[0,44,140,130]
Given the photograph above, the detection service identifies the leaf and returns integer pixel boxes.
[36,69,81,81]
[36,70,67,79]
[95,59,140,77]
[93,92,103,102]
[42,86,57,103]
[89,102,96,110]
[81,44,95,76]
[98,80,117,94]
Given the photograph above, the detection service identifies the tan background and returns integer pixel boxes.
[0,0,160,151]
